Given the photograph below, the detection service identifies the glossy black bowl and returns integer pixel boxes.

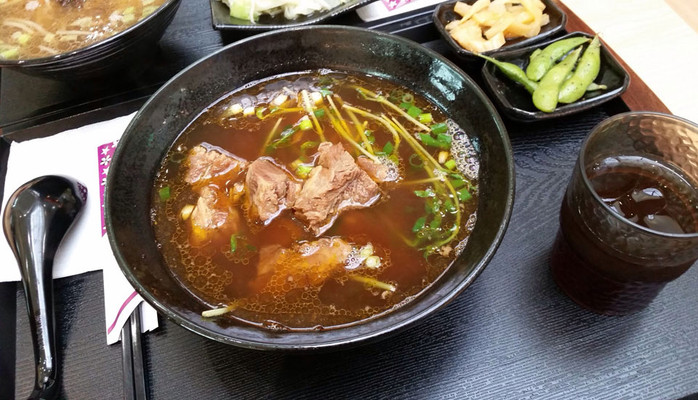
[0,0,180,81]
[106,25,515,351]
[433,0,566,62]
[481,31,630,122]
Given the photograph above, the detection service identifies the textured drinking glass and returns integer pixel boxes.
[551,112,698,315]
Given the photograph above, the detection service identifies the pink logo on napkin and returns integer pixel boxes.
[98,140,119,236]
[381,0,412,11]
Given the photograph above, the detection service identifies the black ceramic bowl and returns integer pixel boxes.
[0,0,180,81]
[210,0,372,31]
[481,31,630,122]
[433,0,566,62]
[106,25,515,351]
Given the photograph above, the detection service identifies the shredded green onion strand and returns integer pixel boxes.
[201,300,242,318]
[261,118,284,155]
[230,234,238,253]
[349,274,396,292]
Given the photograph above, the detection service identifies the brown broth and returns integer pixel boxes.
[0,0,166,60]
[151,71,480,330]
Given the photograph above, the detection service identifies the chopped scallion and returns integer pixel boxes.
[299,117,313,131]
[414,188,435,198]
[424,198,441,214]
[429,215,442,230]
[382,141,394,156]
[399,102,412,110]
[255,107,266,119]
[407,105,422,118]
[418,113,433,124]
[180,204,195,220]
[445,159,457,170]
[457,187,472,202]
[158,186,170,201]
[412,216,426,232]
[430,122,448,135]
[313,109,325,118]
[437,133,452,146]
[444,198,456,213]
[295,164,313,178]
[364,255,381,268]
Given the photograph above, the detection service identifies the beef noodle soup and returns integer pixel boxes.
[151,71,480,330]
[0,0,167,60]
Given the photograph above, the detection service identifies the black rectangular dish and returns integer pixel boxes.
[480,31,630,122]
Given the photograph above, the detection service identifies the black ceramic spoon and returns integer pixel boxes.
[3,176,87,400]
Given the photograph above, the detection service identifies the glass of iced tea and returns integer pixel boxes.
[551,112,698,315]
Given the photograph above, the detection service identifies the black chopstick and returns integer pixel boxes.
[121,305,148,400]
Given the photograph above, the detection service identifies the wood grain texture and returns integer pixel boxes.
[558,0,698,124]
[552,0,671,115]
[663,0,698,33]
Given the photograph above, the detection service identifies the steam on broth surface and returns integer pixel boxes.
[0,0,167,60]
[151,71,480,330]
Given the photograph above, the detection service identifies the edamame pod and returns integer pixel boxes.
[478,54,539,94]
[532,47,582,113]
[558,36,602,104]
[526,36,590,81]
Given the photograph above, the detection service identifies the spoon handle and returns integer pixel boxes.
[3,176,86,400]
[17,242,59,400]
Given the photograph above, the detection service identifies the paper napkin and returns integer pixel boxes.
[0,113,159,344]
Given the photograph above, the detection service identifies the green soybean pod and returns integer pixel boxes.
[558,36,602,104]
[526,36,590,81]
[532,47,583,113]
[478,54,539,94]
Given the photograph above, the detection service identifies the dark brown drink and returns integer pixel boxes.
[551,156,698,315]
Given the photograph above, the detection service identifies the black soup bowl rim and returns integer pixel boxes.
[0,0,180,67]
[105,25,515,351]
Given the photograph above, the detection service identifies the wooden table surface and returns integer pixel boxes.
[557,0,698,123]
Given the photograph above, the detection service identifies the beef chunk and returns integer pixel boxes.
[246,158,301,224]
[185,143,247,186]
[293,142,380,235]
[253,238,352,292]
[356,157,398,183]
[190,186,241,246]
